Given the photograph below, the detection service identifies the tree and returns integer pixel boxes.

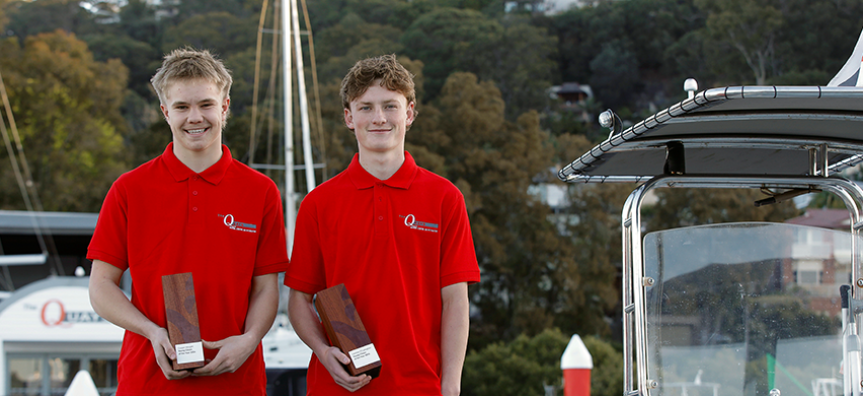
[0,31,128,212]
[315,13,405,80]
[0,0,9,31]
[468,15,558,119]
[82,34,159,99]
[117,0,162,52]
[408,72,610,344]
[647,189,800,232]
[403,9,557,117]
[462,328,569,396]
[696,0,783,85]
[589,39,640,110]
[401,8,501,99]
[162,11,257,57]
[462,329,624,396]
[4,0,98,39]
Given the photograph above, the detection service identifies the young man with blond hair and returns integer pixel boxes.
[286,54,480,395]
[88,48,288,395]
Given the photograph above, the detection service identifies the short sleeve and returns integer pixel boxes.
[253,182,290,276]
[439,189,480,288]
[87,178,129,270]
[284,194,327,294]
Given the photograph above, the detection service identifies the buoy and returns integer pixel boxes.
[64,370,99,396]
[561,334,593,396]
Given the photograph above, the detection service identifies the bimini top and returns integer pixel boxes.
[558,86,863,183]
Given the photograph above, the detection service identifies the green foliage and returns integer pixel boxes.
[403,9,557,118]
[82,34,159,99]
[647,189,801,232]
[5,0,863,352]
[696,0,784,85]
[582,336,624,396]
[0,31,128,212]
[463,329,623,396]
[5,0,98,39]
[402,8,501,99]
[163,12,257,57]
[463,328,569,396]
[589,39,640,109]
[0,0,8,31]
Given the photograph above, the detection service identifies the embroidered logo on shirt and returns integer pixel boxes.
[400,214,439,233]
[218,214,258,234]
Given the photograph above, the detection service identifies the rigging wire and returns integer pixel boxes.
[248,0,270,165]
[265,0,281,177]
[300,0,328,181]
[0,68,63,276]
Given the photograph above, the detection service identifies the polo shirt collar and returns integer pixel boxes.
[348,151,418,190]
[162,142,233,185]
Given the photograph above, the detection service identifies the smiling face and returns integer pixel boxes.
[344,81,415,157]
[161,78,228,163]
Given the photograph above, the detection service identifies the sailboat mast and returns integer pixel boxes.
[282,0,295,254]
[291,0,316,193]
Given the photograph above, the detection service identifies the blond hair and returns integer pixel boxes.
[151,48,232,105]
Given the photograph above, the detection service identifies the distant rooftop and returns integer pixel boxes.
[786,208,851,230]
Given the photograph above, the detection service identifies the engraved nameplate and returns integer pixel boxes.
[314,283,382,378]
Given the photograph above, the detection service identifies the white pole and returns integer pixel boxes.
[282,0,295,255]
[291,0,316,192]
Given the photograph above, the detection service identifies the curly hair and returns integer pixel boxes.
[340,54,416,111]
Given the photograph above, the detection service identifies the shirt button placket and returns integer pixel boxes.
[191,176,201,224]
[374,183,386,238]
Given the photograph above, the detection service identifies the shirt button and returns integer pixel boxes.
[192,207,198,212]
[378,216,383,221]
[193,191,198,196]
[192,176,198,181]
[378,197,382,202]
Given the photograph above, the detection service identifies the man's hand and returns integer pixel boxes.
[147,327,191,380]
[192,334,259,376]
[288,289,371,392]
[319,345,371,392]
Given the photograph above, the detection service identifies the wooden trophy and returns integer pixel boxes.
[162,272,205,370]
[314,283,382,378]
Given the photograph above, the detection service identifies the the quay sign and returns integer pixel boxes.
[40,299,106,327]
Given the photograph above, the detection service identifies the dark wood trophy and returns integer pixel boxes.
[314,283,382,378]
[162,272,205,370]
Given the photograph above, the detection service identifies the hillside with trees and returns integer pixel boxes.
[0,0,851,393]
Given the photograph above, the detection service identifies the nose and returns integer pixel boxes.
[372,107,386,125]
[188,106,203,123]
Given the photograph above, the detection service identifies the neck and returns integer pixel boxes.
[174,145,223,173]
[358,149,405,180]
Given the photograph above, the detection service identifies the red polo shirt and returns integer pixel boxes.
[88,143,288,396]
[286,152,480,396]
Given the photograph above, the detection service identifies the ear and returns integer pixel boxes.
[160,104,169,121]
[222,97,230,120]
[344,107,354,129]
[405,101,416,127]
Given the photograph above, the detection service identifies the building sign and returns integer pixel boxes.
[39,299,106,327]
[0,283,124,342]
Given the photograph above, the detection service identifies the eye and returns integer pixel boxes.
[360,106,371,111]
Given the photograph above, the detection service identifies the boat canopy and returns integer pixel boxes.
[558,86,863,183]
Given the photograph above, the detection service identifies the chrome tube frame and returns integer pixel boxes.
[621,174,863,396]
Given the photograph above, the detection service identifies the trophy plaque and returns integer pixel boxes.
[162,272,205,370]
[314,283,382,378]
